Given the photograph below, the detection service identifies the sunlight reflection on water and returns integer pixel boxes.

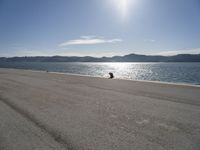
[0,62,200,85]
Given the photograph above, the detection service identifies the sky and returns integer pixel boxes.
[0,0,200,57]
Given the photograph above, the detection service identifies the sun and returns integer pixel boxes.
[117,0,129,16]
[111,0,130,18]
[108,0,137,19]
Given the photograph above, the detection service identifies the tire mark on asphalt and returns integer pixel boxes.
[0,95,77,150]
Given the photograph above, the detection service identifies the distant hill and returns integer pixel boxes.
[0,54,200,62]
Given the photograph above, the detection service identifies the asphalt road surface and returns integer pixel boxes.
[0,68,200,150]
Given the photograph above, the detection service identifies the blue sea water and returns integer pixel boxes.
[0,62,200,85]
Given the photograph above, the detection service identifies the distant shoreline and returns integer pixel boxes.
[1,61,200,63]
[0,53,200,62]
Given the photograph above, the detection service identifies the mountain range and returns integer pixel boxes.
[0,54,200,62]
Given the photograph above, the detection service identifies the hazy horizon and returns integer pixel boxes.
[1,52,200,58]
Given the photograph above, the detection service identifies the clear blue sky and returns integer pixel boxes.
[0,0,200,57]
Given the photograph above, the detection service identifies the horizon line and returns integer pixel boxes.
[1,53,200,58]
